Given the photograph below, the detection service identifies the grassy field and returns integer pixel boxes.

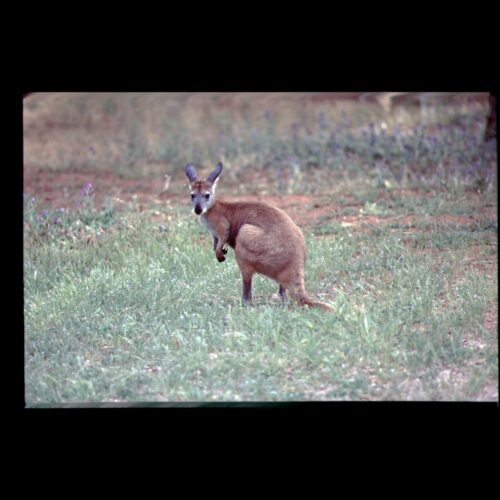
[23,93,497,404]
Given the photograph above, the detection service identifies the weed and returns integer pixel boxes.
[24,93,496,191]
[23,94,498,403]
[24,187,497,403]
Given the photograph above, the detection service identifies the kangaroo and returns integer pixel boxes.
[185,161,333,312]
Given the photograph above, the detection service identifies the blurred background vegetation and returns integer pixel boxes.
[23,92,496,193]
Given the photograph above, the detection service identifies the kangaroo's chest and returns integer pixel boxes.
[201,213,238,248]
[200,213,218,237]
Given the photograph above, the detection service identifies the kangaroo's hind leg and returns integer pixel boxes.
[234,224,270,306]
[234,263,254,306]
[242,277,253,305]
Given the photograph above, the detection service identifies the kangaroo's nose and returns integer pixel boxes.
[194,205,203,215]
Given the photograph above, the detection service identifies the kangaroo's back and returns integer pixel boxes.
[215,200,305,251]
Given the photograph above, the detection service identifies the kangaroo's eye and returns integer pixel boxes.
[204,194,210,199]
[191,194,195,200]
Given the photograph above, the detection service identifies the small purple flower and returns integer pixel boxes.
[329,132,339,153]
[318,112,327,130]
[80,182,94,197]
[41,209,49,218]
[263,110,273,122]
[341,111,351,129]
[291,123,299,144]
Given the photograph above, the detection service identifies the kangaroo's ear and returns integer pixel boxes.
[207,161,223,184]
[185,163,198,183]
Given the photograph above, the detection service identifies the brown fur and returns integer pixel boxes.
[186,163,333,312]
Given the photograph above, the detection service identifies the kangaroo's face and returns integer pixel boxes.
[185,162,223,215]
[189,180,216,215]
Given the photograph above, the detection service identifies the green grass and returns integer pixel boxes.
[24,92,495,192]
[24,93,497,403]
[24,188,498,403]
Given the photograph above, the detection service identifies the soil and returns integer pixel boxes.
[24,168,163,209]
[24,167,497,231]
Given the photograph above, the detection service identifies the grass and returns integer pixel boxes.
[24,93,497,403]
[24,93,495,192]
[24,182,498,403]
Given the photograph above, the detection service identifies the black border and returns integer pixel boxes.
[14,48,499,447]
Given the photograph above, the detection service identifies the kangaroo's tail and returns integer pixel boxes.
[299,295,335,312]
[289,279,334,312]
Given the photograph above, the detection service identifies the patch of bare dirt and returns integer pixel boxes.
[23,168,176,210]
[24,168,497,234]
[484,302,498,333]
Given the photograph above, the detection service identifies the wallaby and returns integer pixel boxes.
[185,161,333,312]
